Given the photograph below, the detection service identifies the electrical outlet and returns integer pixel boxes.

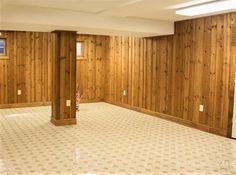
[199,105,204,112]
[17,90,21,96]
[123,90,127,96]
[66,100,71,107]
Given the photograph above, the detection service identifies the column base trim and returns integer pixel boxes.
[51,118,77,126]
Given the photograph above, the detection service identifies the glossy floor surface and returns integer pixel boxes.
[0,102,236,175]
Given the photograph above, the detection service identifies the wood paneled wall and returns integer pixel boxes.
[0,31,52,106]
[105,36,173,111]
[0,33,109,107]
[105,13,236,136]
[76,35,109,102]
[1,12,236,136]
[172,14,236,136]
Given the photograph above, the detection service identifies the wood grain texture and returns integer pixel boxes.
[0,33,108,106]
[105,13,236,137]
[76,34,109,102]
[51,31,77,125]
[173,14,236,136]
[0,31,52,106]
[105,35,173,112]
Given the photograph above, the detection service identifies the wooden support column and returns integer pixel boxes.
[51,30,77,126]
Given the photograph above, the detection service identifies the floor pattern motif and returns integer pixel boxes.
[0,102,236,175]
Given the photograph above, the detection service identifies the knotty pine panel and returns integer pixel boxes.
[105,35,173,114]
[0,32,108,106]
[0,31,52,106]
[76,35,109,102]
[172,13,236,136]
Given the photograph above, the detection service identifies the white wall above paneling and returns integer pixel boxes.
[0,0,2,24]
[0,4,174,37]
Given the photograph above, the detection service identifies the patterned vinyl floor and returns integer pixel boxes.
[0,102,236,175]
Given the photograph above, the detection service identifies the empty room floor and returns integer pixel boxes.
[0,103,236,175]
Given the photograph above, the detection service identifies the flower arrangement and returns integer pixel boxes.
[76,86,80,111]
[76,84,89,111]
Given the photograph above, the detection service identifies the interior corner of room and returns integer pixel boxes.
[0,0,236,138]
[1,1,236,174]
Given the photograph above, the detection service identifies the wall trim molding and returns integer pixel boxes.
[80,99,103,103]
[0,100,102,109]
[0,102,51,109]
[50,118,77,126]
[105,100,228,137]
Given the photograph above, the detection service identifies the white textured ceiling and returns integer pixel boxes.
[2,0,202,21]
[1,0,235,36]
[4,0,130,13]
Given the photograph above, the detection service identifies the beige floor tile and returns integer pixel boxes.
[0,102,236,175]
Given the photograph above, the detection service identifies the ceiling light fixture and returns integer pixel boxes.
[176,0,236,16]
[168,0,215,9]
